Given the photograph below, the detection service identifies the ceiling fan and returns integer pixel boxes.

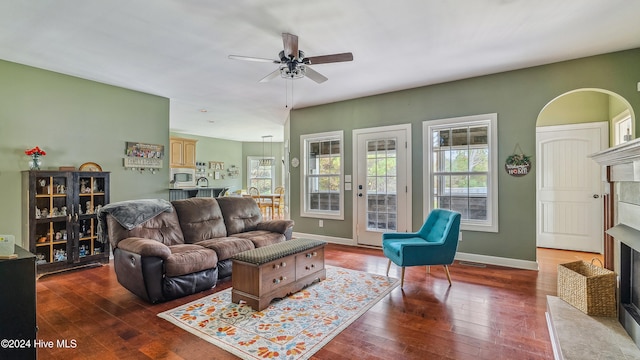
[228,33,353,84]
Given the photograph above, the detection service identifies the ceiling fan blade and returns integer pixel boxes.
[228,55,280,64]
[304,52,354,65]
[259,68,282,83]
[303,66,328,84]
[282,33,299,59]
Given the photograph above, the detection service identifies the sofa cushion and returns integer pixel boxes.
[165,244,218,277]
[231,230,286,248]
[172,198,227,243]
[194,237,255,261]
[216,197,262,235]
[106,211,185,248]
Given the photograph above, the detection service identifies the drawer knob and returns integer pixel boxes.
[312,252,317,256]
[281,262,286,267]
[274,264,280,269]
[281,276,287,281]
[306,253,312,258]
[305,264,316,270]
[273,278,280,284]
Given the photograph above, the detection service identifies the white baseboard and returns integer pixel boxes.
[293,232,540,271]
[455,252,539,270]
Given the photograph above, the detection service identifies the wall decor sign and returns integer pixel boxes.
[505,144,531,177]
[124,141,164,171]
[125,142,164,158]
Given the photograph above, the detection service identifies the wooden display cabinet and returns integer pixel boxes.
[22,170,110,275]
[170,137,197,168]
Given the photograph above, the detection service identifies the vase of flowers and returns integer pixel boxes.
[25,146,46,170]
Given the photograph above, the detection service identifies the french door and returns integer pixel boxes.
[353,125,411,246]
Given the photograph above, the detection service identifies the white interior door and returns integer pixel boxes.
[536,122,608,253]
[354,125,411,247]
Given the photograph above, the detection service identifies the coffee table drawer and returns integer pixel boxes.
[261,258,296,293]
[296,247,324,277]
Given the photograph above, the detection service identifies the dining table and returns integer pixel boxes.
[242,193,280,216]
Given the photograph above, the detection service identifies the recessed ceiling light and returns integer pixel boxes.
[199,109,208,113]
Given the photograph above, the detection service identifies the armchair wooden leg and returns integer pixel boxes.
[401,267,405,288]
[386,259,391,276]
[444,265,452,286]
[427,265,431,274]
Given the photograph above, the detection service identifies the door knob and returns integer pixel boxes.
[593,194,600,199]
[358,193,363,197]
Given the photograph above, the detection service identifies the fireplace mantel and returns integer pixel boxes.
[590,137,640,181]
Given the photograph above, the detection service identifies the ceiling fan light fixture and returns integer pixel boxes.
[280,65,305,80]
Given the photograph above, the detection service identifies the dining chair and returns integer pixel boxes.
[382,208,461,288]
[273,187,285,218]
[248,187,270,217]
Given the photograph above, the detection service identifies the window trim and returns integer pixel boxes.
[300,130,344,220]
[247,156,275,194]
[423,113,499,232]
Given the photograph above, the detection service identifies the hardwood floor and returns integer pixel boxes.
[33,245,603,360]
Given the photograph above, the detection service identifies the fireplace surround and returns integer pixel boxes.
[591,138,640,349]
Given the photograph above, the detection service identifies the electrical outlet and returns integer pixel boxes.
[319,220,324,227]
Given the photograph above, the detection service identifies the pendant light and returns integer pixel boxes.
[260,135,273,166]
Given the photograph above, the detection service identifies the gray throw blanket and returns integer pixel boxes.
[97,199,173,243]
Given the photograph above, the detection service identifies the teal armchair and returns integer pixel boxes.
[382,209,461,288]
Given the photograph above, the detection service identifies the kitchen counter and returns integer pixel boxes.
[169,187,228,201]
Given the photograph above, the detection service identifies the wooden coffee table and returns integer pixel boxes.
[231,238,326,311]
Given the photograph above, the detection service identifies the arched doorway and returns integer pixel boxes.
[535,89,635,254]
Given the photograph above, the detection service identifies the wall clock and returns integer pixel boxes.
[79,162,102,172]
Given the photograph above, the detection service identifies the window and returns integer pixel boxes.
[614,110,633,145]
[301,131,344,220]
[247,156,274,194]
[423,113,498,232]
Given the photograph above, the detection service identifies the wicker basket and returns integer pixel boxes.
[557,259,616,317]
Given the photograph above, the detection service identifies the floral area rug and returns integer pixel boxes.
[157,266,399,360]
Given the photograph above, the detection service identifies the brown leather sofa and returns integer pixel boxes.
[100,197,294,303]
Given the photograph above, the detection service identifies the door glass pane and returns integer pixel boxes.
[365,137,398,232]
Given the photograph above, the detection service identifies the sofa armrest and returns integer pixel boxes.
[117,237,171,259]
[256,219,295,235]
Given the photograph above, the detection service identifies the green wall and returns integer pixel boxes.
[289,48,640,262]
[0,60,170,248]
[170,132,244,193]
[537,91,610,126]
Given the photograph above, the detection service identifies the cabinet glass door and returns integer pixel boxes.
[75,173,110,259]
[32,172,73,266]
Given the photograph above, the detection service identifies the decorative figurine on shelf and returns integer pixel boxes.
[86,201,93,214]
[35,207,41,219]
[56,184,66,194]
[78,204,82,215]
[80,179,88,194]
[60,206,67,216]
[94,204,102,214]
[41,208,48,218]
[55,232,62,240]
[35,253,46,265]
[54,249,66,262]
[93,179,99,192]
[60,230,67,240]
[51,207,59,217]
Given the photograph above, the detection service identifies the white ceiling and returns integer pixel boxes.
[2,0,640,142]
